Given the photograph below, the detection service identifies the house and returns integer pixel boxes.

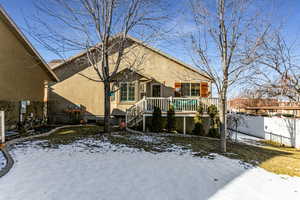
[228,98,300,117]
[0,6,58,137]
[48,36,218,134]
[228,98,278,113]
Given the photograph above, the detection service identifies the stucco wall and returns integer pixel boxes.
[49,41,212,120]
[0,17,51,101]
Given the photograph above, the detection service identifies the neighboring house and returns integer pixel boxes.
[228,98,278,113]
[48,36,217,134]
[228,98,300,117]
[0,6,58,132]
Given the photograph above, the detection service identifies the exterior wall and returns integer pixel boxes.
[115,44,212,97]
[49,66,104,122]
[49,41,212,122]
[0,15,53,101]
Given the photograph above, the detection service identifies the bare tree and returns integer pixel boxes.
[251,31,300,101]
[26,0,167,132]
[188,0,269,152]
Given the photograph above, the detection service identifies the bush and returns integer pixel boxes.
[192,122,204,135]
[166,105,175,131]
[152,106,162,132]
[282,114,294,118]
[208,128,220,138]
[192,104,205,135]
[207,105,218,119]
[197,103,204,115]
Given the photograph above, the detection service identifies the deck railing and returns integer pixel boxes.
[126,99,145,125]
[145,97,219,112]
[126,97,219,126]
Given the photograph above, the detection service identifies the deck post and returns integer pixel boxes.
[0,111,5,143]
[125,109,128,125]
[143,96,147,111]
[183,116,186,135]
[143,114,146,132]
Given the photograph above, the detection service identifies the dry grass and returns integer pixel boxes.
[29,126,300,177]
[167,136,300,176]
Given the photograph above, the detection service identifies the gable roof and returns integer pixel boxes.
[51,35,211,80]
[0,6,59,82]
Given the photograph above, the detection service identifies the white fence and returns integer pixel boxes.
[230,114,300,148]
[0,111,4,143]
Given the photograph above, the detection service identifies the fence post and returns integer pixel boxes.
[0,111,5,144]
[295,119,300,148]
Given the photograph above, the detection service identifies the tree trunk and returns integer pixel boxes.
[219,94,227,153]
[104,81,111,133]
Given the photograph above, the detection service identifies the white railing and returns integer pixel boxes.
[126,98,145,125]
[125,97,219,127]
[145,97,219,113]
[0,111,5,143]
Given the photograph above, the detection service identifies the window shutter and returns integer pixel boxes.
[201,82,209,97]
[174,82,181,97]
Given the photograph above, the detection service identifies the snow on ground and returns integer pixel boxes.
[129,135,165,144]
[0,139,299,200]
[0,150,6,170]
[229,131,263,146]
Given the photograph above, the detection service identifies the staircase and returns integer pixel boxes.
[125,98,145,128]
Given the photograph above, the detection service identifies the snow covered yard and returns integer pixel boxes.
[0,134,300,200]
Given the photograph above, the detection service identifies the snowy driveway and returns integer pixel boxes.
[0,139,299,200]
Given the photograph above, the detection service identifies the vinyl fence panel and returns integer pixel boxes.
[231,114,300,148]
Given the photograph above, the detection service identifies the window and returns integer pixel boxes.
[179,83,201,97]
[120,83,135,101]
[191,83,200,96]
[181,83,190,96]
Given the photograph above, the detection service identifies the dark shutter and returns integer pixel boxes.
[174,82,181,97]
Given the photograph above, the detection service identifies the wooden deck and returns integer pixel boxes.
[126,97,218,134]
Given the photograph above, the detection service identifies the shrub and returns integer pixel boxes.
[208,128,220,138]
[192,121,204,135]
[166,105,175,131]
[207,105,219,138]
[192,104,205,135]
[197,103,204,115]
[207,105,218,119]
[282,114,294,118]
[152,106,162,132]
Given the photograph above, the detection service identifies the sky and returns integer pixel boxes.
[1,0,300,97]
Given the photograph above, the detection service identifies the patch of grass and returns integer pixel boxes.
[22,126,300,177]
[260,140,288,147]
[139,136,300,177]
[107,134,174,153]
[201,139,300,176]
[32,125,104,146]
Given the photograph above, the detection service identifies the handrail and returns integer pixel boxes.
[126,97,146,125]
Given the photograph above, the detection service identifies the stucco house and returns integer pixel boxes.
[48,36,218,134]
[0,6,58,137]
